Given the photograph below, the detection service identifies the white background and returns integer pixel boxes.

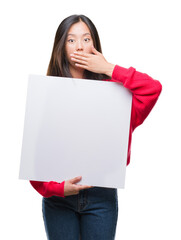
[0,0,180,239]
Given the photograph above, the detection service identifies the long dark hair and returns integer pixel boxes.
[47,14,110,80]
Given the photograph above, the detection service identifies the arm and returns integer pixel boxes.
[70,48,162,124]
[110,65,162,130]
[30,180,65,198]
[30,176,92,198]
[109,65,162,165]
[69,49,162,165]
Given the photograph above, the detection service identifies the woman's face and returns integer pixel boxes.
[65,21,94,68]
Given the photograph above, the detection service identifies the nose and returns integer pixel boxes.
[76,40,83,51]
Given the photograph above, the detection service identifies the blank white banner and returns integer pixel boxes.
[19,75,132,188]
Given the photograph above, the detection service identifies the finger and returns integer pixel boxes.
[70,54,87,61]
[92,46,101,55]
[71,57,87,65]
[91,46,99,55]
[69,176,82,184]
[73,51,90,57]
[77,185,93,191]
[74,63,89,69]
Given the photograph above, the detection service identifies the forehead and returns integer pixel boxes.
[67,21,91,36]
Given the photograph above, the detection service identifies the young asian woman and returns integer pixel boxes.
[30,14,162,240]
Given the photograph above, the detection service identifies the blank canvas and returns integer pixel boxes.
[19,75,132,188]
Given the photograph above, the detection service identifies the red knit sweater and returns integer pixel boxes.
[30,65,162,198]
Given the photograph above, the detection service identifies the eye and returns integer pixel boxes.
[84,38,91,42]
[67,39,75,43]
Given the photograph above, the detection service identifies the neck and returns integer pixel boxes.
[69,65,84,79]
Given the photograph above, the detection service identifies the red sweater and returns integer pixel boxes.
[30,65,162,198]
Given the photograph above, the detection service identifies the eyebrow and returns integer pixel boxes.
[67,33,91,37]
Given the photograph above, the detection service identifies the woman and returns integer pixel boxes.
[30,14,162,239]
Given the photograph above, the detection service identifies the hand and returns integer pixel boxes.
[70,46,115,77]
[64,176,93,196]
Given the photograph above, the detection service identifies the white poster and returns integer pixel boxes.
[19,75,132,188]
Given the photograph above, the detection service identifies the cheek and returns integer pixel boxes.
[65,44,75,54]
[65,46,74,62]
[84,43,94,53]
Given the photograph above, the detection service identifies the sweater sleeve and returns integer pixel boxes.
[111,65,162,130]
[30,180,65,198]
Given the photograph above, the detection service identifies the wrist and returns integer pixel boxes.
[104,63,116,78]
